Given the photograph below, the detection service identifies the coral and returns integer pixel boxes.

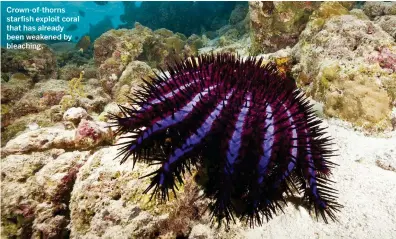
[69,147,169,238]
[1,126,75,156]
[323,75,391,131]
[94,23,204,93]
[56,48,93,68]
[82,64,98,79]
[59,64,82,81]
[74,119,113,149]
[292,13,396,131]
[113,61,154,103]
[58,62,98,81]
[52,164,83,205]
[1,73,33,104]
[349,9,370,20]
[374,15,396,40]
[78,87,111,113]
[1,151,89,238]
[229,4,249,25]
[218,29,240,47]
[1,110,54,146]
[63,107,88,125]
[1,44,58,81]
[339,1,356,10]
[111,54,340,226]
[362,1,396,19]
[50,105,63,122]
[16,79,68,113]
[2,79,68,132]
[154,28,174,38]
[155,175,202,238]
[249,1,321,54]
[97,102,122,122]
[40,91,66,107]
[367,46,396,72]
[59,76,110,114]
[309,2,349,30]
[60,95,79,112]
[199,33,251,56]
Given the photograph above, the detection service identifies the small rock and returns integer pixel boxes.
[50,105,63,122]
[74,119,112,149]
[63,107,88,125]
[27,122,40,130]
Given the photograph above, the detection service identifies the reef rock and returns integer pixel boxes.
[74,119,113,149]
[2,121,112,156]
[1,150,90,238]
[97,102,123,122]
[229,4,249,25]
[12,79,68,121]
[2,117,396,239]
[58,62,98,82]
[292,9,396,131]
[374,15,396,39]
[1,126,75,156]
[113,61,154,104]
[69,145,205,238]
[94,23,202,94]
[63,107,88,125]
[1,79,71,144]
[362,1,396,19]
[1,44,57,81]
[59,77,111,114]
[249,1,320,54]
[1,110,55,147]
[199,34,251,56]
[1,73,34,104]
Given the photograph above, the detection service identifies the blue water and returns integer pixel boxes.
[1,1,240,47]
[1,1,125,46]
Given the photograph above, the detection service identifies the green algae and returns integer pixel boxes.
[1,104,11,116]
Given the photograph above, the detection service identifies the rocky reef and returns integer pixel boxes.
[249,1,321,54]
[1,1,396,238]
[93,22,203,96]
[1,44,57,82]
[291,2,396,132]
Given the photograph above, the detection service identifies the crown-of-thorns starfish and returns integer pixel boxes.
[110,53,341,227]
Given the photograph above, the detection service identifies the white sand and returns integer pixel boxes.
[238,119,396,239]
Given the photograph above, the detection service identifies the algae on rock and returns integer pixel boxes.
[1,151,90,238]
[249,1,321,54]
[292,10,396,131]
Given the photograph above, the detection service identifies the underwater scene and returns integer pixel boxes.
[1,1,396,238]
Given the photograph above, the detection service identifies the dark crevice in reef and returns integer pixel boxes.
[49,164,84,238]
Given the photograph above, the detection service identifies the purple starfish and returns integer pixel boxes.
[110,54,341,226]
